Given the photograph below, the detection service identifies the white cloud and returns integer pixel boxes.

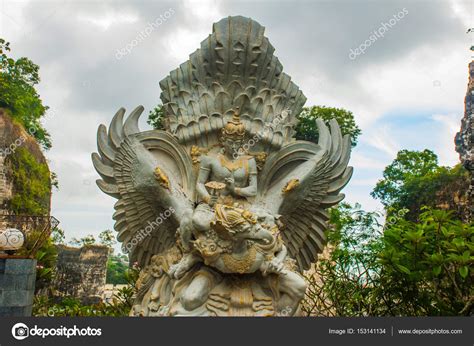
[450,0,473,29]
[77,11,139,30]
[349,178,380,187]
[350,152,386,170]
[431,113,463,166]
[362,125,400,158]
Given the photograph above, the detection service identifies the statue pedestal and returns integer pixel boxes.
[131,251,304,317]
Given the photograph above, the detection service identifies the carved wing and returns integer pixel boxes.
[92,106,195,267]
[256,119,352,271]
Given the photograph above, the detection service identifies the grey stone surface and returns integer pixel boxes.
[26,273,36,290]
[5,258,36,274]
[0,306,31,316]
[0,258,36,316]
[2,290,32,307]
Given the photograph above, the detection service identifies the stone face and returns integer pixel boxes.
[53,245,109,304]
[0,258,36,316]
[455,61,474,220]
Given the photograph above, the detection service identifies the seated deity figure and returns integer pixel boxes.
[179,108,258,251]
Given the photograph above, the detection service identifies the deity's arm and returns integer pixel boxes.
[234,158,258,198]
[275,242,287,263]
[196,156,212,203]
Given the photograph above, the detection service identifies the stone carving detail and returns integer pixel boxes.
[455,61,474,220]
[92,16,353,316]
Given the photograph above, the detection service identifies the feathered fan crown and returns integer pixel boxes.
[159,16,307,152]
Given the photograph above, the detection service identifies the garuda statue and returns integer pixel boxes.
[92,16,352,316]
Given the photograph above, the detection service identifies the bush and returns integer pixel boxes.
[303,204,474,316]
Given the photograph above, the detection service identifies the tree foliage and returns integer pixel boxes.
[106,254,129,285]
[378,208,473,315]
[295,106,361,147]
[69,234,96,247]
[397,164,470,221]
[303,203,383,316]
[98,229,116,248]
[372,149,438,208]
[371,149,469,220]
[147,104,165,130]
[0,38,51,149]
[303,203,473,316]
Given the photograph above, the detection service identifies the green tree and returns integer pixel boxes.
[0,38,51,149]
[371,150,469,221]
[398,164,470,221]
[34,237,58,294]
[69,234,96,247]
[303,203,474,316]
[98,229,116,248]
[378,208,473,315]
[303,203,383,316]
[371,149,439,208]
[295,106,361,147]
[147,104,165,130]
[51,227,65,245]
[106,254,129,284]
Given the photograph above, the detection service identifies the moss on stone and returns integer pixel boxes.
[6,146,51,215]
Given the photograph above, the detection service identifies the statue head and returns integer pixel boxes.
[211,204,256,240]
[220,107,245,155]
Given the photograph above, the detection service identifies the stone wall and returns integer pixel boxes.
[0,258,36,316]
[455,61,474,221]
[53,245,109,304]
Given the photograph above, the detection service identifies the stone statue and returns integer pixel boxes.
[92,16,353,316]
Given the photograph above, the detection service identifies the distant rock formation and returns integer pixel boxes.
[455,62,474,221]
[53,245,109,304]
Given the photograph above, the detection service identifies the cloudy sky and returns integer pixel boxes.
[1,0,472,246]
